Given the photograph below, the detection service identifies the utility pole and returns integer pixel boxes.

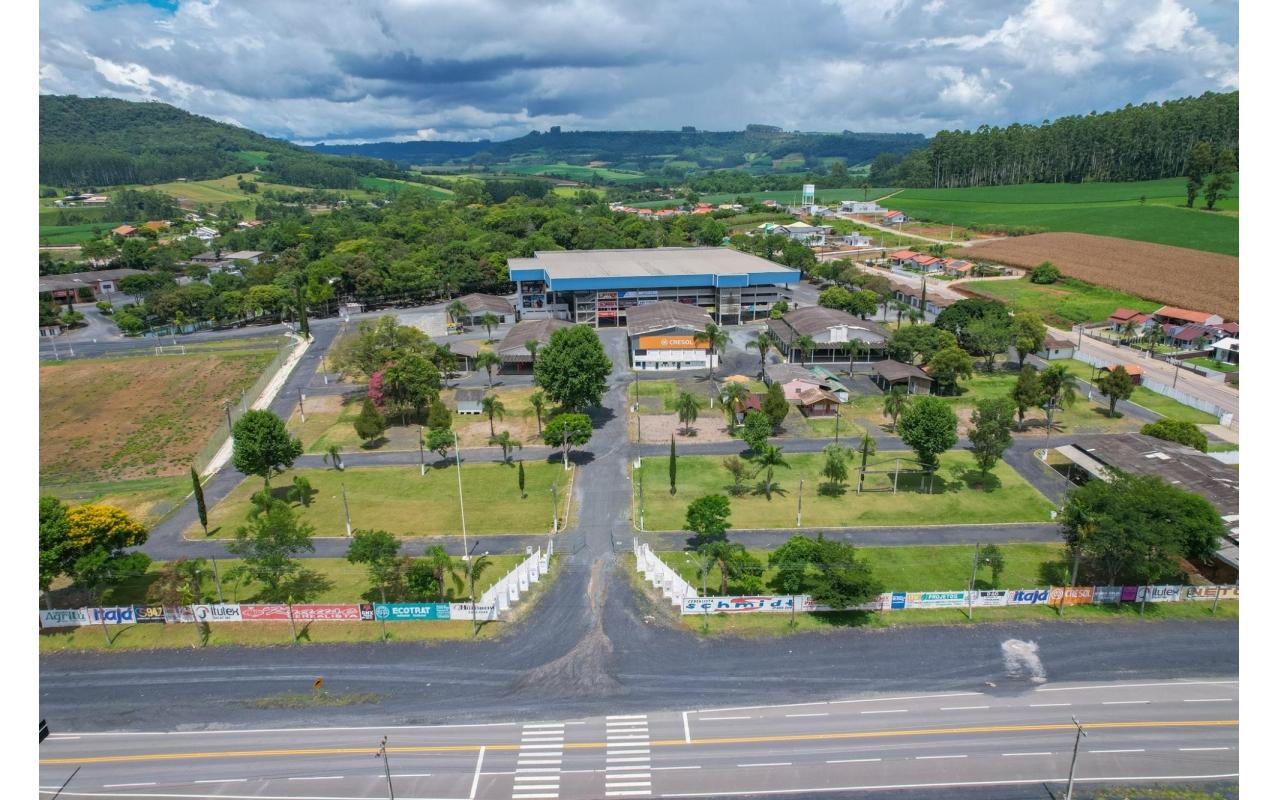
[796,479,803,527]
[550,481,559,534]
[341,482,352,537]
[418,423,425,477]
[454,432,468,558]
[1064,716,1087,800]
[224,401,234,437]
[211,556,224,603]
[376,736,395,800]
[297,388,306,422]
[966,543,980,621]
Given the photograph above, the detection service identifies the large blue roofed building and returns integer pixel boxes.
[507,247,800,327]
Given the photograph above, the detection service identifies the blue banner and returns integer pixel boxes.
[373,603,451,621]
[890,592,906,610]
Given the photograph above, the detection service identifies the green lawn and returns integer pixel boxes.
[358,176,454,198]
[1056,360,1219,424]
[640,449,1055,530]
[191,463,571,539]
[961,277,1161,327]
[1184,357,1238,373]
[662,543,1068,595]
[39,222,126,245]
[40,475,192,527]
[633,379,718,415]
[890,177,1238,255]
[501,162,651,184]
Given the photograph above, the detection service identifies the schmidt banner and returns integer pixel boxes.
[680,596,829,615]
[373,603,451,621]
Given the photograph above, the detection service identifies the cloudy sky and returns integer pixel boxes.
[38,0,1239,144]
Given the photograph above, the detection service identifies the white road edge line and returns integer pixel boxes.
[103,784,156,788]
[940,706,989,711]
[653,766,702,771]
[1033,680,1238,693]
[826,758,881,764]
[785,713,829,718]
[287,777,341,781]
[682,710,691,743]
[1089,749,1145,754]
[699,716,751,721]
[192,779,248,784]
[738,762,792,767]
[861,709,908,715]
[652,773,1240,798]
[1102,701,1150,705]
[697,691,981,715]
[916,755,967,760]
[1184,698,1234,702]
[1029,703,1070,707]
[1180,747,1230,752]
[1002,752,1052,757]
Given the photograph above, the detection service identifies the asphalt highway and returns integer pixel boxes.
[39,681,1237,799]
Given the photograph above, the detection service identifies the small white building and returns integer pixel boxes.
[780,221,828,245]
[192,226,219,242]
[1212,337,1239,365]
[841,232,872,247]
[839,201,884,213]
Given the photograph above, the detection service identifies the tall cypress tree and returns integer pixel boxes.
[669,435,678,495]
[517,460,526,498]
[190,466,208,535]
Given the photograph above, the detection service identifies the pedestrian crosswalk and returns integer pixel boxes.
[604,714,651,797]
[512,722,564,800]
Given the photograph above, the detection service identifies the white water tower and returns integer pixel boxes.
[802,183,815,206]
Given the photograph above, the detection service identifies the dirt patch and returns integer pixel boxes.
[963,232,1238,320]
[511,561,622,697]
[40,350,274,482]
[634,412,737,444]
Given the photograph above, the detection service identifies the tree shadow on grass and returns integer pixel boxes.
[359,436,389,450]
[807,610,878,629]
[250,568,334,604]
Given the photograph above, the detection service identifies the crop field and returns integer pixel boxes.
[500,162,651,183]
[888,176,1238,255]
[39,222,126,245]
[631,187,898,209]
[962,232,1238,320]
[109,174,378,210]
[959,276,1162,327]
[40,346,277,484]
[357,176,454,199]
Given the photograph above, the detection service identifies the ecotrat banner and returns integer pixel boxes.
[372,603,450,621]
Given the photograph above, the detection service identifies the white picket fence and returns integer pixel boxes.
[634,540,697,605]
[479,540,553,616]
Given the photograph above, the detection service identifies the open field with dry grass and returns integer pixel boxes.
[40,348,275,483]
[962,232,1238,320]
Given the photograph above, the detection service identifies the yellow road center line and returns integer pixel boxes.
[40,719,1238,766]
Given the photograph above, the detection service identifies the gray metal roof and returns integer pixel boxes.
[872,359,932,382]
[625,301,714,337]
[497,318,574,357]
[39,268,147,292]
[455,388,487,403]
[779,306,890,341]
[457,293,515,316]
[509,247,798,279]
[765,362,821,385]
[1060,433,1239,516]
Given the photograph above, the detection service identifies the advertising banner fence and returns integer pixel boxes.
[373,603,450,621]
[1049,587,1095,607]
[191,604,243,623]
[907,591,967,609]
[134,606,167,624]
[971,590,1010,608]
[39,609,92,629]
[1006,589,1052,606]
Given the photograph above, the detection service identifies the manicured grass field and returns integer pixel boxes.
[961,277,1161,327]
[40,345,278,483]
[39,222,127,244]
[41,475,192,527]
[638,450,1055,530]
[661,543,1069,595]
[192,463,571,538]
[890,177,1238,255]
[1184,357,1238,373]
[1056,360,1219,424]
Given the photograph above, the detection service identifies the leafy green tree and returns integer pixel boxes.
[887,325,956,364]
[489,430,521,463]
[1012,313,1047,367]
[767,535,819,595]
[1185,140,1215,207]
[926,346,973,396]
[481,394,506,437]
[518,460,526,497]
[966,313,1014,370]
[542,412,593,468]
[289,475,314,507]
[534,325,612,409]
[39,496,71,603]
[226,498,316,602]
[898,396,958,468]
[474,350,501,389]
[1060,472,1224,587]
[741,410,772,454]
[190,466,208,535]
[1095,365,1134,418]
[1204,147,1236,210]
[1010,365,1045,430]
[882,385,908,432]
[232,409,304,488]
[1140,419,1209,452]
[412,545,459,602]
[346,529,402,603]
[786,535,883,610]
[425,427,454,461]
[721,456,750,497]
[446,300,469,329]
[675,392,700,435]
[1029,262,1061,284]
[820,443,851,495]
[698,540,763,595]
[693,323,728,380]
[978,544,1005,587]
[762,382,791,430]
[818,286,854,312]
[683,494,732,547]
[353,397,388,445]
[381,352,441,423]
[1039,363,1078,433]
[968,398,1015,477]
[792,334,817,363]
[427,397,452,430]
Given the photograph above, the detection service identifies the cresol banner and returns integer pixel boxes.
[191,604,242,622]
[1048,587,1095,607]
[373,603,450,621]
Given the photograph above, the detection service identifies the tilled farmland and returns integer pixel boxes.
[963,232,1238,320]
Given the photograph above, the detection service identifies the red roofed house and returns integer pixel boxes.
[111,224,137,237]
[794,386,841,417]
[1152,306,1224,327]
[910,255,942,273]
[1108,308,1153,334]
[940,258,973,277]
[888,250,919,267]
[882,210,908,224]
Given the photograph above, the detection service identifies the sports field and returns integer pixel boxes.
[889,176,1238,255]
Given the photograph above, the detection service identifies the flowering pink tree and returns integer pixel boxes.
[367,369,386,409]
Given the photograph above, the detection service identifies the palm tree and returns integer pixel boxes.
[452,554,493,621]
[446,300,469,332]
[1039,364,1078,434]
[421,545,458,603]
[693,322,729,380]
[530,391,546,434]
[752,465,785,501]
[674,391,700,435]
[479,312,500,342]
[474,350,501,388]
[481,395,506,437]
[754,443,788,473]
[1142,325,1164,356]
[1119,319,1139,345]
[792,334,816,364]
[748,332,773,376]
[842,339,868,375]
[908,308,923,326]
[524,339,539,368]
[488,430,522,463]
[720,381,749,425]
[882,385,908,431]
[893,300,909,327]
[323,445,343,471]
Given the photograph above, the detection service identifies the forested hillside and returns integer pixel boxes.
[39,96,397,188]
[313,126,926,171]
[870,91,1238,188]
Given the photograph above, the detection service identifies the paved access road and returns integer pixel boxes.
[39,680,1236,799]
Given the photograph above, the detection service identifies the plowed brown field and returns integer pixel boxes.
[963,232,1238,320]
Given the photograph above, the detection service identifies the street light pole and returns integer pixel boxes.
[297,388,306,422]
[418,423,425,477]
[550,482,559,534]
[454,432,468,558]
[341,482,352,537]
[966,542,980,621]
[796,479,803,527]
[224,401,234,437]
[1064,716,1087,800]
[376,736,395,800]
